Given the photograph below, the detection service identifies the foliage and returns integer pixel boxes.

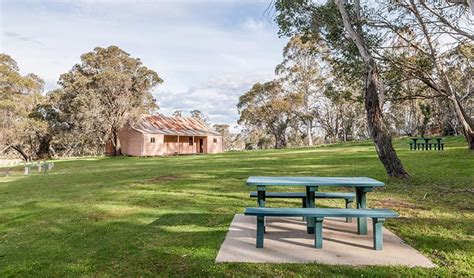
[275,0,374,84]
[0,54,47,161]
[419,103,432,137]
[276,36,328,146]
[238,80,302,148]
[56,46,163,155]
[234,0,472,158]
[190,109,209,124]
[172,110,182,117]
[278,0,413,178]
[370,0,474,148]
[213,124,234,151]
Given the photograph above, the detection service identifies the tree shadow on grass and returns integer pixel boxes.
[1,204,235,276]
[1,200,469,276]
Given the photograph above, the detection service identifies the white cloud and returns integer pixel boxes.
[1,0,287,127]
[240,18,267,31]
[155,71,275,126]
[155,71,274,124]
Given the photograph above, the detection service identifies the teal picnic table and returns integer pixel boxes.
[247,176,385,235]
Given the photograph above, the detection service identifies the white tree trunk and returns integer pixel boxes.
[335,0,410,178]
[307,119,314,146]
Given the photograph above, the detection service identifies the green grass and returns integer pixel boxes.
[0,136,473,277]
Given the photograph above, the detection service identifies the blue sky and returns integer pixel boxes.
[0,0,287,129]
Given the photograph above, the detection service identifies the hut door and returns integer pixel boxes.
[199,139,204,153]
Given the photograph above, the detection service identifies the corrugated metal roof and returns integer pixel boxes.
[131,114,221,136]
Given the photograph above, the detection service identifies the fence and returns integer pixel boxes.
[1,161,55,177]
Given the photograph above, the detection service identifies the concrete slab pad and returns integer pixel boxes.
[216,214,435,267]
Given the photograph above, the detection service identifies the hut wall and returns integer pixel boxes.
[206,135,223,154]
[142,133,165,156]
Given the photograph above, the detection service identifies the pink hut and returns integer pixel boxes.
[117,114,223,156]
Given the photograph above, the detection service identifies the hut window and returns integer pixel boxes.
[150,137,155,143]
[189,137,193,145]
[213,138,217,143]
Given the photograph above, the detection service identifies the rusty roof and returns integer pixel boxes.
[130,114,221,136]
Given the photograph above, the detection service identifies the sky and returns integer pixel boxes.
[0,0,287,130]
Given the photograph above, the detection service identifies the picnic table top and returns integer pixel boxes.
[246,176,384,187]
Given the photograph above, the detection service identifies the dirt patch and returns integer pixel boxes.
[143,175,181,184]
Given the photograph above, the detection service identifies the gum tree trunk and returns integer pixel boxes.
[335,0,410,178]
[451,94,474,150]
[111,130,121,156]
[274,133,287,149]
[307,119,314,146]
[366,65,410,177]
[36,134,52,159]
[11,145,30,162]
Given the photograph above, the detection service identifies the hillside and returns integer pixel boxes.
[0,136,472,276]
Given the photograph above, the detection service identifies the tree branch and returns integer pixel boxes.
[420,1,474,41]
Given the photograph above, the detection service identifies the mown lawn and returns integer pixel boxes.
[0,136,473,277]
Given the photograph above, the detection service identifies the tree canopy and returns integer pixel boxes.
[238,80,302,148]
[0,54,47,161]
[56,45,163,155]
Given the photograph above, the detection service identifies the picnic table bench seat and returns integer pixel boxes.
[249,191,356,222]
[249,191,355,200]
[244,207,399,250]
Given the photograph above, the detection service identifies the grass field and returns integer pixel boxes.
[0,136,473,277]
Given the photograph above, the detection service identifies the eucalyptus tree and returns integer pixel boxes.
[28,100,61,159]
[276,36,329,146]
[0,54,46,161]
[57,46,163,156]
[213,124,231,150]
[237,80,302,149]
[190,109,209,124]
[275,0,410,178]
[319,82,366,142]
[373,0,474,149]
[172,110,183,117]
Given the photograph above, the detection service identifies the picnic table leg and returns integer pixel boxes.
[355,187,370,235]
[372,217,385,250]
[345,199,353,223]
[256,216,265,248]
[306,186,317,234]
[257,186,266,208]
[436,139,441,150]
[302,197,307,221]
[314,217,324,249]
[257,186,266,233]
